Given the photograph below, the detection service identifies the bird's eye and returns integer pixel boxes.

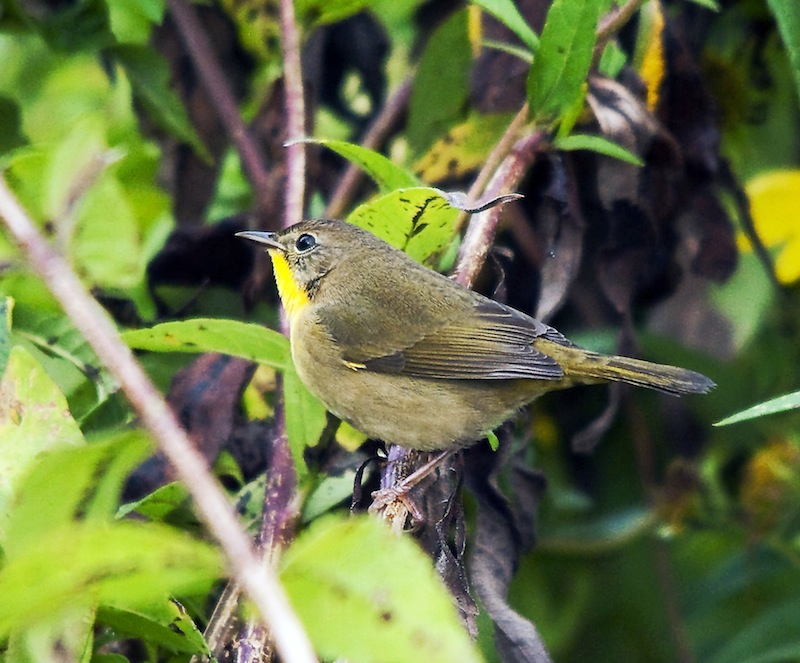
[295,233,316,252]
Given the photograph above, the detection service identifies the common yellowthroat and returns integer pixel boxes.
[237,219,713,451]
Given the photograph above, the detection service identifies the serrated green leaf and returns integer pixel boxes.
[766,0,800,105]
[122,319,290,369]
[281,515,482,663]
[470,0,539,50]
[554,133,644,166]
[98,600,209,656]
[527,0,602,126]
[3,431,152,555]
[0,346,85,534]
[715,389,800,427]
[348,187,460,264]
[0,521,221,637]
[305,138,419,192]
[111,45,210,160]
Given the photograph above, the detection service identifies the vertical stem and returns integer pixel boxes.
[454,130,546,288]
[279,0,307,227]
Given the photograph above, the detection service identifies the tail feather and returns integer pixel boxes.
[536,340,715,396]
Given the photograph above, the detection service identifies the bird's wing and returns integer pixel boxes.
[340,299,569,381]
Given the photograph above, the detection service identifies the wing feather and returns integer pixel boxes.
[357,300,566,380]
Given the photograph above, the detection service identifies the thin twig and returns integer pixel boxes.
[454,130,547,288]
[454,103,530,234]
[594,0,646,61]
[222,3,309,661]
[279,0,307,226]
[0,176,317,663]
[167,0,271,204]
[325,75,414,219]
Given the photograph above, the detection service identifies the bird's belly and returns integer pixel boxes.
[291,323,540,450]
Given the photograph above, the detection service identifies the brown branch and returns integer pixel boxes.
[166,0,271,205]
[0,176,317,663]
[279,0,307,227]
[594,0,646,62]
[453,130,547,288]
[454,103,530,234]
[325,75,414,219]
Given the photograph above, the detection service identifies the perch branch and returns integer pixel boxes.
[0,176,317,663]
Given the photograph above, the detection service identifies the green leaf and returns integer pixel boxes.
[304,139,419,192]
[13,307,117,408]
[284,365,328,477]
[122,318,290,369]
[0,521,222,637]
[766,0,800,105]
[537,507,657,554]
[106,0,165,44]
[3,431,152,555]
[0,346,85,533]
[281,515,482,663]
[470,0,539,50]
[714,389,800,427]
[598,41,627,78]
[295,0,374,27]
[98,600,209,656]
[348,187,460,264]
[554,133,644,166]
[408,10,473,154]
[708,598,800,663]
[415,112,516,183]
[527,0,602,126]
[116,482,196,527]
[686,0,720,9]
[111,45,210,160]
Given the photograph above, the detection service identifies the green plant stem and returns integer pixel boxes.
[0,176,317,663]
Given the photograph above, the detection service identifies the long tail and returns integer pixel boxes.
[535,340,715,396]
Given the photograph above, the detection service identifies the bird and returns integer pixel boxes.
[237,219,714,452]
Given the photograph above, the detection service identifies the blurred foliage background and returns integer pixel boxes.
[0,0,799,661]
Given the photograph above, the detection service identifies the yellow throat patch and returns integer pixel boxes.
[268,250,309,320]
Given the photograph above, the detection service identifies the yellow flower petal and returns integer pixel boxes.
[744,170,800,248]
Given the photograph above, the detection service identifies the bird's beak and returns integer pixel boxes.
[235,230,285,252]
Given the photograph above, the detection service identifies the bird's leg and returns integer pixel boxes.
[369,448,459,525]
